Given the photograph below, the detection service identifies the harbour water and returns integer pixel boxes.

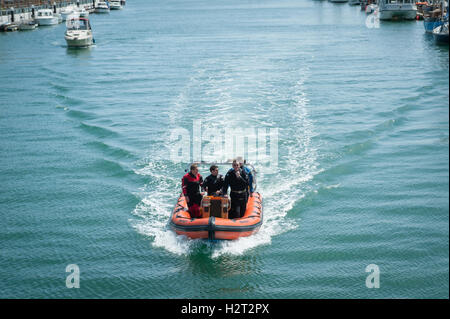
[0,0,448,298]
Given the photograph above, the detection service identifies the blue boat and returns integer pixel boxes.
[433,21,449,43]
[423,0,447,33]
[424,16,443,32]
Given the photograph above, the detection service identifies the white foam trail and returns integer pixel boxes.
[131,58,321,257]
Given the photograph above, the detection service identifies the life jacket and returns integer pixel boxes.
[182,172,203,197]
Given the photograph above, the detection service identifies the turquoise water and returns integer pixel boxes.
[0,0,448,299]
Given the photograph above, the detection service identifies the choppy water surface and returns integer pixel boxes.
[0,0,448,298]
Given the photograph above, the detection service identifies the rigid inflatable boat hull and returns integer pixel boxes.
[170,192,263,240]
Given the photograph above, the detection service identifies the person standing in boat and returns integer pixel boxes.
[237,157,254,198]
[202,165,224,196]
[222,159,249,219]
[182,164,204,218]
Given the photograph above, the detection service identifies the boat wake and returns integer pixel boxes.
[131,57,321,257]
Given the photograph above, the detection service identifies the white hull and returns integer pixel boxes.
[61,7,76,21]
[110,2,123,10]
[18,23,37,30]
[379,9,417,20]
[65,33,93,47]
[36,17,59,25]
[95,8,110,13]
[78,10,89,18]
[61,12,74,21]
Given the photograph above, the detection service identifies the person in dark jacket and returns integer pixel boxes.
[202,165,224,196]
[222,160,249,219]
[181,163,204,218]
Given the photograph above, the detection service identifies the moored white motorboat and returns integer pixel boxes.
[378,0,418,20]
[18,20,38,30]
[76,7,89,18]
[95,1,110,13]
[60,5,76,21]
[64,16,94,48]
[110,1,123,10]
[35,9,59,26]
[4,23,18,31]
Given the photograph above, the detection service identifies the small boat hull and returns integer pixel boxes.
[379,9,418,20]
[170,193,263,240]
[433,23,449,44]
[18,22,37,30]
[433,32,449,43]
[424,17,443,33]
[36,17,59,26]
[65,36,94,47]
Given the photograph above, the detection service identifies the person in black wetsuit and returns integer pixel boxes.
[181,163,204,218]
[202,165,224,196]
[222,159,249,219]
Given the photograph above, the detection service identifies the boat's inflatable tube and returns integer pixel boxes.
[170,192,263,240]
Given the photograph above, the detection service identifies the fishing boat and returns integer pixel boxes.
[433,20,449,43]
[378,0,417,20]
[64,16,94,48]
[416,2,428,19]
[423,0,447,32]
[170,192,263,240]
[35,9,59,26]
[110,1,123,10]
[95,1,110,13]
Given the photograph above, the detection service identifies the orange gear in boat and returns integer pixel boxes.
[170,193,263,240]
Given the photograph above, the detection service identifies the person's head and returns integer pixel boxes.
[232,159,240,171]
[190,163,199,175]
[210,165,219,176]
[236,156,244,168]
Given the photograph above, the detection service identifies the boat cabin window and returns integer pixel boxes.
[67,19,90,30]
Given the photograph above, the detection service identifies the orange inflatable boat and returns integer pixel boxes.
[169,192,263,240]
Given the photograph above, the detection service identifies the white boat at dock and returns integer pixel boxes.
[64,16,94,48]
[349,0,361,5]
[60,5,76,21]
[18,20,38,31]
[110,1,123,10]
[378,0,418,20]
[95,1,111,13]
[35,9,59,26]
[76,7,90,18]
